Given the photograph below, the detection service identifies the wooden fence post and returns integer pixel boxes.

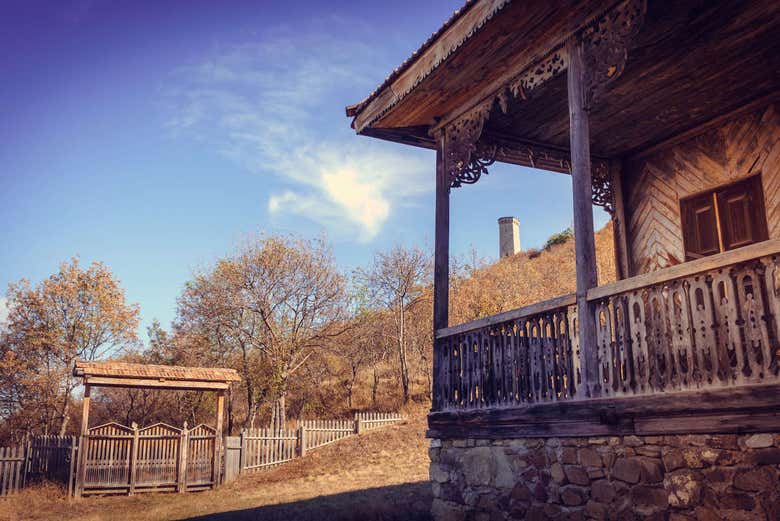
[354,418,362,435]
[298,426,306,458]
[213,390,225,488]
[67,436,77,500]
[74,384,91,499]
[128,423,139,496]
[21,437,30,489]
[177,422,188,493]
[238,430,245,474]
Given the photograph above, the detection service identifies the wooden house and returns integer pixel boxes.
[346,0,780,518]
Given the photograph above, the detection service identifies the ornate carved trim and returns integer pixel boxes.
[591,161,615,215]
[581,0,646,110]
[450,143,499,188]
[442,101,494,188]
[509,45,569,100]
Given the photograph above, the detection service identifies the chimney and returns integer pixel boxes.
[498,217,521,258]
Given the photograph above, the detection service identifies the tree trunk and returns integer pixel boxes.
[398,302,410,403]
[58,389,71,436]
[372,366,379,407]
[269,394,286,431]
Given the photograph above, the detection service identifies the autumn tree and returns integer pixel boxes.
[356,245,431,403]
[177,235,346,429]
[0,258,139,439]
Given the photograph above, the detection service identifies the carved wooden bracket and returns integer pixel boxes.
[581,0,646,111]
[441,101,495,188]
[591,161,615,216]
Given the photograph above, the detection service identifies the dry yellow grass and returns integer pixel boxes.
[450,223,616,324]
[0,410,432,521]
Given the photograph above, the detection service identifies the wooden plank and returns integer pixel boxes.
[177,428,187,493]
[83,377,229,391]
[589,238,780,300]
[428,383,780,439]
[436,293,576,339]
[128,424,138,495]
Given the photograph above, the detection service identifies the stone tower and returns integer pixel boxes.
[498,217,521,258]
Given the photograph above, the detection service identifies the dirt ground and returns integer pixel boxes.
[0,414,432,521]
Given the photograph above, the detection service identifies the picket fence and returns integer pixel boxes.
[0,447,26,497]
[236,412,405,474]
[0,412,404,497]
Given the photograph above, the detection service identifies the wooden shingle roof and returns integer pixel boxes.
[74,360,240,391]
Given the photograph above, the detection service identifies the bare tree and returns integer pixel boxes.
[356,245,431,403]
[177,235,347,429]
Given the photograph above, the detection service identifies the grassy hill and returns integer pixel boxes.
[450,222,616,325]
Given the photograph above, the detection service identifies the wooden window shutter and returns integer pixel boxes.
[716,175,769,251]
[681,192,720,260]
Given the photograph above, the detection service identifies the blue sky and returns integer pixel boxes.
[0,0,609,336]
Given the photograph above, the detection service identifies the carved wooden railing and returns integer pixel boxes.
[589,239,780,398]
[432,239,780,413]
[433,294,581,411]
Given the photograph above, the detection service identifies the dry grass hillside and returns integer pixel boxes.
[450,222,615,324]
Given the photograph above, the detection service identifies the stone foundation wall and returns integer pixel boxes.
[429,433,780,520]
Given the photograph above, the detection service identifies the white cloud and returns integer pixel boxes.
[0,296,8,329]
[163,23,431,241]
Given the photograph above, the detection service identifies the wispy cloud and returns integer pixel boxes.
[163,22,431,241]
[0,296,8,329]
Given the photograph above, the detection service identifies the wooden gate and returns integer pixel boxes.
[185,424,216,490]
[82,423,132,493]
[135,423,180,492]
[76,422,219,496]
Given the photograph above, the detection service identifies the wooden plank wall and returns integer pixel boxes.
[624,103,780,275]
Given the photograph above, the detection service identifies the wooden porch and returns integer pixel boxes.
[346,0,780,438]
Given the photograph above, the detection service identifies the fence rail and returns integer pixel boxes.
[355,412,405,431]
[236,412,405,474]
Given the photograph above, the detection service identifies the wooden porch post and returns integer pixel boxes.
[433,139,450,332]
[610,159,631,279]
[432,138,450,409]
[74,384,90,498]
[567,38,601,398]
[213,390,225,488]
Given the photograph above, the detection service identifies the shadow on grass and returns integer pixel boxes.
[178,481,433,521]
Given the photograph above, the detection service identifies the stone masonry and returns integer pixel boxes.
[429,433,780,520]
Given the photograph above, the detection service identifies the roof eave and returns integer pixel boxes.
[346,0,512,133]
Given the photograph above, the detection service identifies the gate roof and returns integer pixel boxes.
[73,360,240,391]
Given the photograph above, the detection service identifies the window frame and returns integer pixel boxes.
[679,174,769,262]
